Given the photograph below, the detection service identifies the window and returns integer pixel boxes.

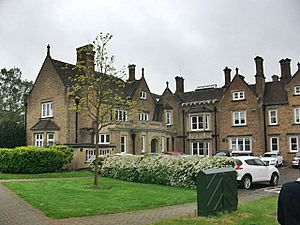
[120,136,127,153]
[34,133,44,147]
[294,108,300,124]
[270,137,279,151]
[116,109,127,121]
[232,111,246,126]
[141,135,145,153]
[165,111,172,125]
[47,133,55,146]
[290,136,299,152]
[232,91,245,100]
[95,134,110,144]
[140,91,147,99]
[190,114,209,131]
[85,150,95,161]
[41,102,53,118]
[269,109,278,125]
[229,137,252,153]
[192,141,209,156]
[139,112,149,121]
[295,86,300,95]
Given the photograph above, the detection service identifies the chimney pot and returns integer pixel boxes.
[254,56,264,76]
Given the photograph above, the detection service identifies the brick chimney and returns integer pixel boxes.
[223,67,231,86]
[175,76,184,93]
[254,56,265,97]
[280,58,292,81]
[128,64,136,81]
[76,44,95,71]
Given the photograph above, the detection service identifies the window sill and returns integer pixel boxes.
[231,99,246,102]
[232,125,247,127]
[268,124,279,127]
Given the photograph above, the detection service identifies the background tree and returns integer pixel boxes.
[0,68,32,147]
[70,33,134,188]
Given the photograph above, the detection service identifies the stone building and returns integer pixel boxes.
[25,43,300,167]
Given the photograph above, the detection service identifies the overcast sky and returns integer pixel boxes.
[1,0,300,94]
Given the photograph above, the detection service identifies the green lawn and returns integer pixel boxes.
[152,196,279,225]
[3,177,196,219]
[0,170,93,179]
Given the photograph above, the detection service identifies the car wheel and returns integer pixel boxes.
[241,175,252,189]
[270,173,279,186]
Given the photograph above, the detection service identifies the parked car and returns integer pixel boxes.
[292,152,300,168]
[260,151,283,167]
[233,156,280,189]
[214,151,232,157]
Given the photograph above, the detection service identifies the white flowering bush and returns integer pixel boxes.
[91,155,235,189]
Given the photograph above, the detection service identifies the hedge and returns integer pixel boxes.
[91,155,235,189]
[0,145,73,173]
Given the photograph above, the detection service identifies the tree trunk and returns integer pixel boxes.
[93,130,100,188]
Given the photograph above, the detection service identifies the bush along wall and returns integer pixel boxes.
[0,145,73,173]
[92,155,235,189]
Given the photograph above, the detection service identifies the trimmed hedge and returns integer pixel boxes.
[0,145,73,173]
[92,155,235,189]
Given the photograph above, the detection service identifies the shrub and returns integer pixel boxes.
[0,145,73,173]
[93,155,235,189]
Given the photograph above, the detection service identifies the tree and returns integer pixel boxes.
[0,68,32,147]
[70,33,134,188]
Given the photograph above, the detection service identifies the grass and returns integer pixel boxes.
[152,196,279,225]
[3,177,196,219]
[0,170,93,179]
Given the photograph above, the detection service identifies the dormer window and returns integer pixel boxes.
[295,86,300,95]
[140,91,147,99]
[41,102,53,118]
[232,91,245,101]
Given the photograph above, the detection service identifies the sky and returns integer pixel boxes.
[0,0,300,94]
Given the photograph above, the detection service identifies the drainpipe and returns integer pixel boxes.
[214,107,218,153]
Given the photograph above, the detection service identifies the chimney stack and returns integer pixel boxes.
[223,67,231,86]
[175,76,184,93]
[76,44,95,71]
[128,64,136,81]
[254,56,265,98]
[280,58,292,81]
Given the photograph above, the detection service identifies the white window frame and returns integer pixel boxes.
[294,86,300,95]
[294,108,300,124]
[140,91,147,99]
[229,137,252,153]
[46,133,55,147]
[34,133,44,147]
[190,114,209,131]
[232,111,246,126]
[120,136,127,153]
[41,102,53,118]
[191,141,209,156]
[141,135,145,153]
[116,109,127,121]
[86,150,95,161]
[270,136,279,151]
[269,109,278,125]
[139,112,149,121]
[289,136,299,152]
[95,134,110,144]
[232,91,245,101]
[165,111,172,125]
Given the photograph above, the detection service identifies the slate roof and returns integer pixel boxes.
[31,120,60,131]
[263,81,288,105]
[178,87,224,103]
[51,59,76,86]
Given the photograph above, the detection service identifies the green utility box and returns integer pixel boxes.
[196,167,237,216]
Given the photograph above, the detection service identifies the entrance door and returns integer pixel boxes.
[151,139,158,153]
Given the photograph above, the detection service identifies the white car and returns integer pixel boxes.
[260,151,283,167]
[234,156,280,189]
[292,152,300,168]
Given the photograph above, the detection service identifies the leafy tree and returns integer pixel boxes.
[70,33,134,188]
[0,68,32,147]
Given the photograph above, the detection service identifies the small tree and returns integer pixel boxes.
[70,33,133,188]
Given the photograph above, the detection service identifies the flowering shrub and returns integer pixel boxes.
[91,155,235,189]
